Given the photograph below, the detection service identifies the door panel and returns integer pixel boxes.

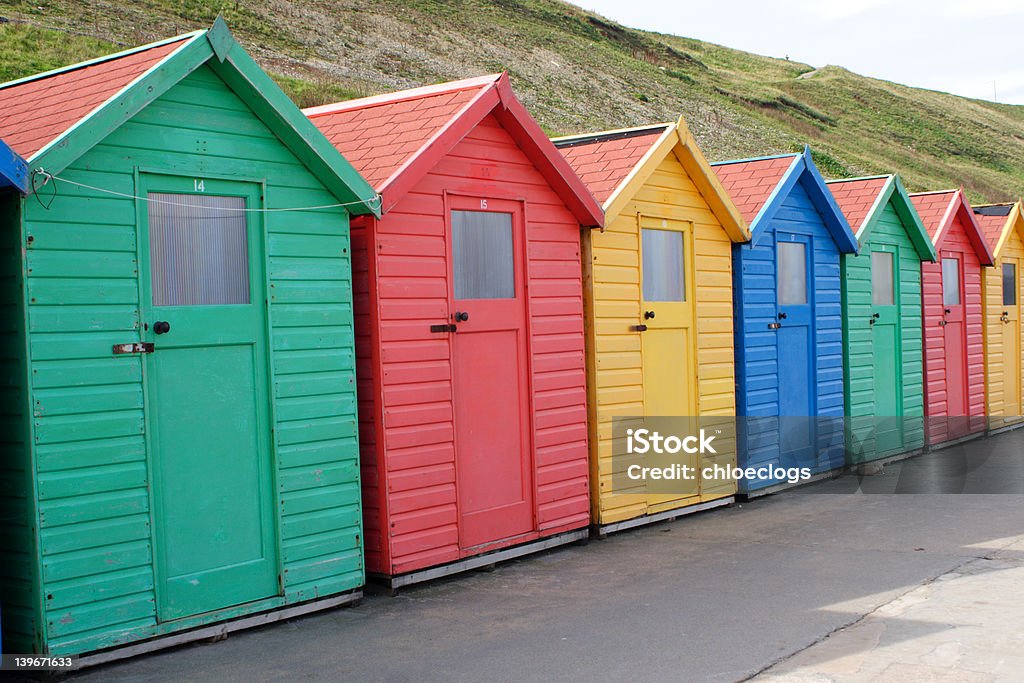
[871,247,903,452]
[639,218,698,506]
[140,175,278,621]
[776,236,814,460]
[941,254,967,417]
[449,198,533,550]
[1002,259,1021,416]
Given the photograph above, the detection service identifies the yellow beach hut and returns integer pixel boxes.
[975,201,1024,432]
[554,117,750,534]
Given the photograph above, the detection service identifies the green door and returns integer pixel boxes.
[870,246,903,454]
[139,174,279,621]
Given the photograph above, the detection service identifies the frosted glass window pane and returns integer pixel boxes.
[149,193,250,306]
[778,241,808,305]
[1003,263,1017,306]
[871,251,895,306]
[452,210,514,299]
[942,258,961,306]
[642,228,685,302]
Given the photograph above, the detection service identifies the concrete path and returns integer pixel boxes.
[67,436,1024,682]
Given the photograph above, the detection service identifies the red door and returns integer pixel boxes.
[448,195,533,550]
[941,253,967,417]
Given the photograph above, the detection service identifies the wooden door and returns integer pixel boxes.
[639,216,698,507]
[870,246,904,453]
[139,174,278,621]
[941,254,968,417]
[776,235,815,460]
[1001,259,1022,416]
[448,196,533,550]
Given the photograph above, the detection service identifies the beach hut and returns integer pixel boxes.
[0,21,378,661]
[551,118,750,533]
[305,74,603,587]
[828,175,937,464]
[909,190,993,446]
[712,149,858,496]
[974,201,1024,432]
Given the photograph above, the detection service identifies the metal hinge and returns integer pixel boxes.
[112,342,155,355]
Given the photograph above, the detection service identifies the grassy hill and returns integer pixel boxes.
[1,0,1022,202]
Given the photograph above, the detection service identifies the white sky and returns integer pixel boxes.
[573,0,1024,105]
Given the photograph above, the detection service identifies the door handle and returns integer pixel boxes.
[777,312,787,320]
[944,308,951,315]
[870,312,880,326]
[455,311,470,322]
[153,321,171,335]
[939,320,947,326]
[1001,311,1010,323]
[644,310,656,320]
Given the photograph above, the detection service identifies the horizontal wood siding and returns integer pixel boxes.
[21,66,361,654]
[587,153,736,526]
[922,215,986,444]
[0,192,40,654]
[842,200,926,459]
[369,114,588,575]
[984,227,1024,429]
[734,178,845,487]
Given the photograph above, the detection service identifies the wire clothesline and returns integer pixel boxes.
[30,169,383,213]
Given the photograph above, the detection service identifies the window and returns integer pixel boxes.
[642,228,685,302]
[452,210,514,299]
[1004,262,1017,307]
[778,241,808,305]
[942,258,961,306]
[871,251,895,306]
[148,193,250,306]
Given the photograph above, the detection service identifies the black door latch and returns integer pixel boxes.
[430,324,458,333]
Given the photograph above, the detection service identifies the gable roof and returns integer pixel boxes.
[973,201,1024,259]
[712,147,857,253]
[909,189,994,265]
[552,117,749,242]
[305,73,603,227]
[0,19,379,215]
[0,138,28,192]
[827,175,937,261]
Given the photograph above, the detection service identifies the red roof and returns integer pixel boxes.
[0,36,190,159]
[973,206,1014,251]
[826,176,889,232]
[909,190,957,241]
[305,75,495,190]
[712,155,797,224]
[555,128,667,204]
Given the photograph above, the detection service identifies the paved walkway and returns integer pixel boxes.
[68,434,1024,682]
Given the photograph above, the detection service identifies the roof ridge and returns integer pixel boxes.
[0,29,203,92]
[710,152,799,166]
[304,74,501,118]
[909,189,957,197]
[551,123,670,147]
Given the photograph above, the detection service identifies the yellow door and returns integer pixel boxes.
[639,216,699,509]
[1001,258,1022,417]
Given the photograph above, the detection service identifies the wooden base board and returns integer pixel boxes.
[738,468,844,500]
[75,590,362,670]
[592,496,734,537]
[374,529,589,591]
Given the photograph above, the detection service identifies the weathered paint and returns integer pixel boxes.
[554,119,749,527]
[910,190,992,446]
[713,149,857,494]
[0,23,376,657]
[308,75,603,579]
[829,175,936,463]
[976,202,1024,431]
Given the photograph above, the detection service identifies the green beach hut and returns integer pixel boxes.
[828,175,937,464]
[0,21,378,662]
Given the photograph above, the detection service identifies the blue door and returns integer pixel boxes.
[776,234,815,461]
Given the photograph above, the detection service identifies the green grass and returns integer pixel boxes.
[0,0,1021,202]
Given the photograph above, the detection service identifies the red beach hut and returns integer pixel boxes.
[910,190,993,446]
[306,74,603,586]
